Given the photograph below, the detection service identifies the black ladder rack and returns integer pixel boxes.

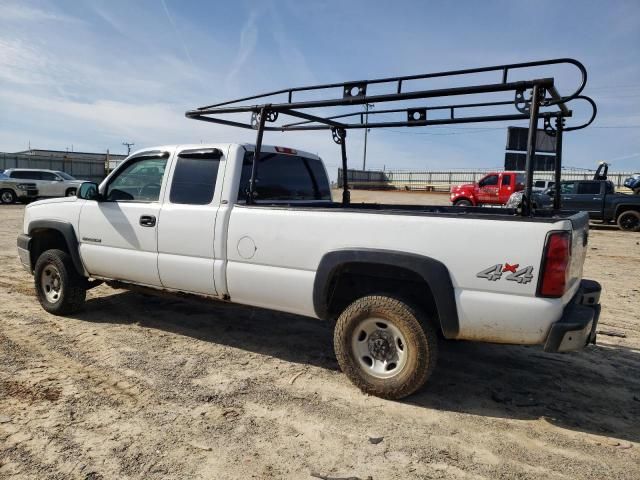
[186,58,597,215]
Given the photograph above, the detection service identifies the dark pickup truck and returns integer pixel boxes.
[550,180,640,231]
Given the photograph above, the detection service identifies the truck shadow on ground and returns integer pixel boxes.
[76,289,640,444]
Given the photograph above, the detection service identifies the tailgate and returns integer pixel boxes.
[567,211,589,291]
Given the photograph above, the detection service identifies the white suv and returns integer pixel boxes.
[5,169,85,198]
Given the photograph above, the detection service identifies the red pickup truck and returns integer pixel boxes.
[450,171,525,206]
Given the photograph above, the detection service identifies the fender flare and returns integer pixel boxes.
[28,220,86,276]
[614,204,640,220]
[313,249,459,339]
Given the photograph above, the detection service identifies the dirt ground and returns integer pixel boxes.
[1,194,639,480]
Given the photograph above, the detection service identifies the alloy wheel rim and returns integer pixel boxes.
[1,192,12,203]
[351,317,408,379]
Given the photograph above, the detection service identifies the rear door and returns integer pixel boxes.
[498,173,513,203]
[573,181,604,218]
[39,171,63,197]
[157,146,226,295]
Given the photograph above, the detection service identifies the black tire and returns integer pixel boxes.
[1,189,16,204]
[617,210,640,232]
[34,249,86,315]
[453,199,472,207]
[65,188,77,197]
[334,295,438,399]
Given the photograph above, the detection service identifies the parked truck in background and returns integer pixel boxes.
[549,179,640,231]
[17,144,601,399]
[450,171,525,206]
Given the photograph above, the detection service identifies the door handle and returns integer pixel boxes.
[139,215,156,227]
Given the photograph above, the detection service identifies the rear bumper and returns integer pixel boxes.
[17,234,32,273]
[543,279,601,353]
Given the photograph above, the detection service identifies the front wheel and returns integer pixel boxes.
[617,210,640,232]
[453,199,472,207]
[334,295,438,399]
[34,249,87,315]
[65,188,77,197]
[1,189,16,204]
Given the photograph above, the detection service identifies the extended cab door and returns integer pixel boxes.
[78,151,170,286]
[573,181,605,218]
[156,147,226,295]
[476,173,500,204]
[498,173,514,204]
[557,181,578,212]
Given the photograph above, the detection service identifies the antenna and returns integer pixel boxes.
[122,141,135,156]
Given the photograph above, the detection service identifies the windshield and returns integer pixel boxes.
[0,171,7,179]
[56,171,76,180]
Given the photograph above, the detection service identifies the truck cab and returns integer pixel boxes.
[450,171,524,206]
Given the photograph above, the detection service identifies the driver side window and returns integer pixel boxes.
[106,158,167,202]
[479,174,499,187]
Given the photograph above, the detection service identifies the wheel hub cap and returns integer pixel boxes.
[368,330,396,361]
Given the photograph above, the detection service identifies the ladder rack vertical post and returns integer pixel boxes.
[522,84,541,216]
[553,116,564,211]
[248,107,267,205]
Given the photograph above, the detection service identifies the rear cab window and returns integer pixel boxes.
[237,151,331,203]
[170,149,222,205]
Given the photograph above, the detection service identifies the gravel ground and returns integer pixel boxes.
[1,196,639,479]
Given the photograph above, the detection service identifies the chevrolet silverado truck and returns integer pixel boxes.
[17,144,602,399]
[450,171,525,206]
[549,179,640,231]
[0,172,39,204]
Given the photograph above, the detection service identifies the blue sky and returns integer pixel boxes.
[1,0,639,178]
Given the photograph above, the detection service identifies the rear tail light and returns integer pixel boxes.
[538,231,571,298]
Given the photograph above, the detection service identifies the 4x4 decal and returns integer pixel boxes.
[477,264,534,284]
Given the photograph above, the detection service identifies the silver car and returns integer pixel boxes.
[4,169,84,198]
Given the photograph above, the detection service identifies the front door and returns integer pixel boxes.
[78,153,170,286]
[477,174,500,204]
[558,181,579,212]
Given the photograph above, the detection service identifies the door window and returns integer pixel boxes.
[502,174,512,186]
[40,172,58,181]
[559,182,576,194]
[170,153,221,205]
[238,152,331,202]
[576,182,601,195]
[106,157,167,202]
[478,174,499,187]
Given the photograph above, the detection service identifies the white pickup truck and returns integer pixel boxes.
[17,143,601,399]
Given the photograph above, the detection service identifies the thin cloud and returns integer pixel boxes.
[0,3,83,23]
[225,10,260,87]
[159,0,197,71]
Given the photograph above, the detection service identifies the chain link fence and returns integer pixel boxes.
[338,168,637,192]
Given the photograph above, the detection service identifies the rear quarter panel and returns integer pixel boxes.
[225,206,576,344]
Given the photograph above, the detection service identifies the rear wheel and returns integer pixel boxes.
[34,249,86,314]
[334,295,438,399]
[65,188,77,197]
[617,210,640,232]
[453,199,472,207]
[1,189,16,204]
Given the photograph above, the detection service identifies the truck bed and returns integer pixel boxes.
[243,201,576,223]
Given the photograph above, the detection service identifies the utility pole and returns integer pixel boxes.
[362,104,374,171]
[122,141,135,156]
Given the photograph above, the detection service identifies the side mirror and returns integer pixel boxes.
[78,182,100,201]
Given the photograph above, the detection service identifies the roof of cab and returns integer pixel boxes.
[126,143,320,161]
